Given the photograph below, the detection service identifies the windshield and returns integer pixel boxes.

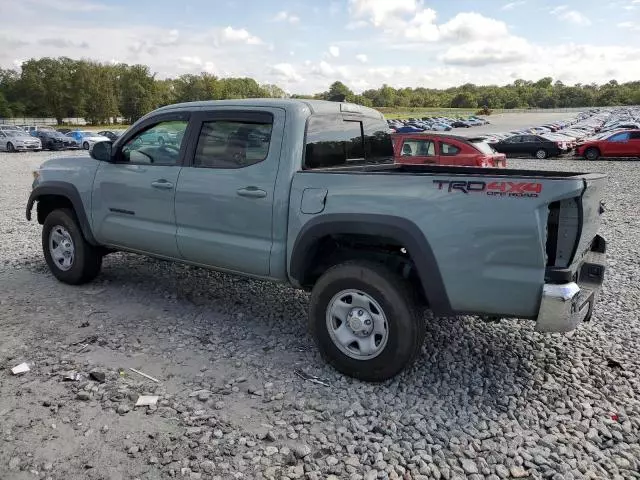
[470,140,496,155]
[4,131,25,137]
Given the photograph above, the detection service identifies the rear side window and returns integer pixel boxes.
[401,139,435,156]
[440,142,461,156]
[194,120,273,169]
[630,132,640,140]
[304,115,393,169]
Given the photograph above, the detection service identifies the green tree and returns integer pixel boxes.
[118,64,156,123]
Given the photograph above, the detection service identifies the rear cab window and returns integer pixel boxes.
[439,142,461,156]
[304,114,393,169]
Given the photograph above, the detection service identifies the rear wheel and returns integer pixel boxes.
[309,261,425,381]
[83,141,90,150]
[534,149,548,159]
[42,208,102,285]
[585,147,600,161]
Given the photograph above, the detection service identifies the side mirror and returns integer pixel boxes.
[90,141,113,162]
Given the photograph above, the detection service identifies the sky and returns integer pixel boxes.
[1,0,639,94]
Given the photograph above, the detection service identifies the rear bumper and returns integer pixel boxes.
[536,236,606,333]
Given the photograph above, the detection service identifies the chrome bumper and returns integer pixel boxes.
[536,247,606,333]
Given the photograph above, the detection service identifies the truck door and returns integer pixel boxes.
[91,115,190,257]
[174,108,285,276]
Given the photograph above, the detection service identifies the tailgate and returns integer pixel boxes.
[574,175,606,262]
[545,173,606,275]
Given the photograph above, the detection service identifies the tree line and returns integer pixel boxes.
[1,57,639,125]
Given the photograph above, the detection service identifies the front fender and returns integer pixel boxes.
[26,181,98,245]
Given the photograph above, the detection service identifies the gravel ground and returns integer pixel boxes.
[0,150,639,480]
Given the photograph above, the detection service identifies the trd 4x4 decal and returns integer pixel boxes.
[433,180,543,198]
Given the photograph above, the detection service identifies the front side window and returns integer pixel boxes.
[630,132,640,140]
[506,136,521,143]
[194,120,273,169]
[121,120,188,165]
[609,132,630,142]
[440,142,461,156]
[401,140,435,157]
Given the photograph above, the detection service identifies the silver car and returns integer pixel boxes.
[0,130,42,152]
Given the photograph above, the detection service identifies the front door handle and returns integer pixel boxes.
[237,187,267,198]
[151,180,174,190]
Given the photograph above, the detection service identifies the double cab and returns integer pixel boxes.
[27,99,606,381]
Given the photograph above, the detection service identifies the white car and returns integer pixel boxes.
[66,131,111,150]
[0,130,42,152]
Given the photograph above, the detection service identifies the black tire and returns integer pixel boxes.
[6,142,15,152]
[83,141,90,150]
[585,147,600,161]
[534,149,548,159]
[42,208,102,285]
[309,261,424,382]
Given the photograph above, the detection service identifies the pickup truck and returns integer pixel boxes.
[27,99,607,381]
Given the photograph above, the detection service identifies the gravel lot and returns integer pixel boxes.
[0,149,639,480]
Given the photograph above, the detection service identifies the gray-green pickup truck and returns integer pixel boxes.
[27,99,606,381]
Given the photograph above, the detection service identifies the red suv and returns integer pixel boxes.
[576,130,640,160]
[393,133,507,167]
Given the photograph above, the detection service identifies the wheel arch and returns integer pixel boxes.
[289,214,452,315]
[26,182,98,245]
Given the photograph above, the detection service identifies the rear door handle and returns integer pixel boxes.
[237,187,267,198]
[151,180,174,190]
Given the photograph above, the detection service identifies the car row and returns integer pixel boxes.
[387,115,489,133]
[479,107,640,160]
[0,124,122,151]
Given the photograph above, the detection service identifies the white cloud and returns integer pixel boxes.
[404,8,439,41]
[356,54,368,63]
[346,20,369,30]
[440,37,531,66]
[550,6,592,25]
[328,45,340,57]
[439,12,510,41]
[270,63,303,82]
[501,1,525,10]
[348,0,421,27]
[273,11,300,24]
[219,26,262,45]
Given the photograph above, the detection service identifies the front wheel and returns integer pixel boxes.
[585,147,600,161]
[6,142,15,152]
[83,141,90,150]
[534,149,548,159]
[42,208,102,285]
[309,261,425,382]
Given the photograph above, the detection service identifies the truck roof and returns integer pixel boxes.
[152,98,384,120]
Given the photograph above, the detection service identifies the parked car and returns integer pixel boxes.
[56,128,72,134]
[0,129,42,152]
[26,99,607,381]
[490,134,564,159]
[576,130,640,160]
[97,130,126,142]
[393,133,506,167]
[450,120,471,128]
[33,130,78,150]
[67,130,110,150]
